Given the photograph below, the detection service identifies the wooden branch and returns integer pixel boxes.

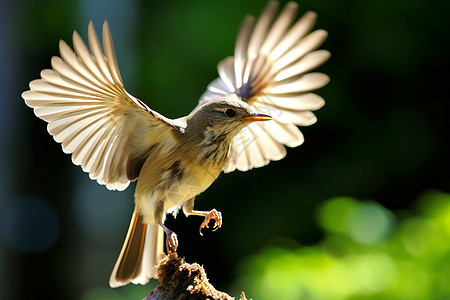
[143,252,249,300]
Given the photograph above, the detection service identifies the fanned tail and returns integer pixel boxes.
[109,206,164,287]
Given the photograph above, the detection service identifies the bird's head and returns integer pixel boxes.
[183,95,271,163]
[187,95,271,136]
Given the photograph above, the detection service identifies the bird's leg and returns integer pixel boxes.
[158,221,178,253]
[190,209,223,236]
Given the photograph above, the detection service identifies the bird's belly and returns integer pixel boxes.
[164,163,220,208]
[136,159,222,224]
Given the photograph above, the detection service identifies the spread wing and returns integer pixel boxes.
[199,1,330,172]
[22,21,184,191]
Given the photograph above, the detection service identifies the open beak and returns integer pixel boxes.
[240,113,272,122]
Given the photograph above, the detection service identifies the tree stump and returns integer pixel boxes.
[144,252,249,300]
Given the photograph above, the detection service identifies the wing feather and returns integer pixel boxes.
[22,21,183,190]
[260,2,297,55]
[234,16,255,88]
[102,22,124,85]
[199,1,329,172]
[218,57,236,92]
[268,72,330,94]
[274,50,331,82]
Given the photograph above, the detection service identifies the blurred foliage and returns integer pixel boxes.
[234,190,450,300]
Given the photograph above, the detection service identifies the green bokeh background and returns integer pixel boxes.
[1,0,449,299]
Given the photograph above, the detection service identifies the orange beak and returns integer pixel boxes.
[240,113,272,122]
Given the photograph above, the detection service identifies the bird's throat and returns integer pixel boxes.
[199,126,236,166]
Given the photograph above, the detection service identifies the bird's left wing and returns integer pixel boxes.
[22,21,184,191]
[198,1,330,172]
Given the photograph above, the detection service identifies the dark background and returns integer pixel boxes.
[1,0,449,299]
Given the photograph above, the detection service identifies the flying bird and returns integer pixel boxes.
[21,1,329,287]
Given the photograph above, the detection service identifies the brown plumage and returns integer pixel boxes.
[21,1,329,287]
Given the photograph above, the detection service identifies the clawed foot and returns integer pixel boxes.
[158,221,178,253]
[193,209,222,236]
[165,230,178,253]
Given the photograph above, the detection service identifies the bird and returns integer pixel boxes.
[21,1,329,288]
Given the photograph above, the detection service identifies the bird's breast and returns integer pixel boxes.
[160,158,223,208]
[135,145,224,224]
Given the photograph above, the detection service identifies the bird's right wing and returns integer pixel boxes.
[22,21,184,191]
[199,1,330,173]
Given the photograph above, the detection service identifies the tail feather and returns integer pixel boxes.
[109,207,164,287]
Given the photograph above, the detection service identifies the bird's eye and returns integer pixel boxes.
[224,108,236,118]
